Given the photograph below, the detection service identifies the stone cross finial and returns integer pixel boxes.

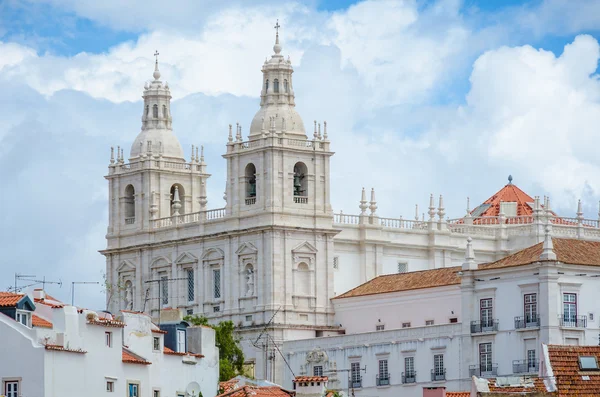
[462,237,476,270]
[153,50,161,80]
[154,50,160,63]
[274,19,281,36]
[539,226,556,260]
[273,19,282,54]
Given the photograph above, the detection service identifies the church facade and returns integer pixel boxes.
[101,29,600,385]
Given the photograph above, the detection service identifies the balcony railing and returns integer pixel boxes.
[294,196,308,204]
[431,369,446,381]
[515,315,540,329]
[350,376,362,389]
[402,371,416,384]
[469,364,498,377]
[559,315,587,328]
[513,359,539,374]
[245,197,256,205]
[471,320,499,334]
[125,217,135,224]
[376,374,390,386]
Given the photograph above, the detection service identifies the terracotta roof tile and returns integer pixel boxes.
[334,266,461,299]
[479,238,600,270]
[219,380,239,394]
[34,298,64,309]
[447,393,470,397]
[485,377,548,393]
[163,346,204,358]
[547,344,600,396]
[87,318,126,328]
[45,344,86,354]
[475,182,535,217]
[293,376,328,382]
[216,385,295,397]
[152,328,168,334]
[32,314,53,328]
[0,292,25,307]
[122,348,151,365]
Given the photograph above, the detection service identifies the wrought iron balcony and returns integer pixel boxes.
[350,376,362,389]
[469,364,498,377]
[376,374,390,386]
[431,369,446,382]
[559,315,587,328]
[245,197,256,205]
[402,371,416,384]
[515,315,540,329]
[471,320,499,333]
[513,359,539,374]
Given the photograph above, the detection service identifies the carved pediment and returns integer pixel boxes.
[202,247,224,261]
[236,242,258,256]
[292,241,318,254]
[117,260,136,273]
[150,256,171,269]
[175,252,198,265]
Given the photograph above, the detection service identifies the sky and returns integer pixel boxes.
[1,0,600,309]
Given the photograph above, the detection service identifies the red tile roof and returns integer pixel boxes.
[163,346,204,358]
[479,238,600,270]
[0,292,25,307]
[547,344,600,396]
[333,266,461,299]
[219,380,239,394]
[32,314,53,328]
[216,385,295,397]
[34,298,64,309]
[447,393,470,397]
[293,376,328,383]
[45,344,87,354]
[485,377,548,394]
[475,182,535,217]
[122,348,151,365]
[152,328,168,334]
[87,318,126,328]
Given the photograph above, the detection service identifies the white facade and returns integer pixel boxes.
[0,290,218,397]
[101,27,600,386]
[283,234,600,396]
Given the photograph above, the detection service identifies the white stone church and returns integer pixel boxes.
[102,28,600,388]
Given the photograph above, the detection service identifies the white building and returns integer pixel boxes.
[283,232,600,396]
[101,25,600,385]
[0,290,218,397]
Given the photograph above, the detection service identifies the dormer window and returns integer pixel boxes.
[274,79,279,93]
[16,310,31,327]
[153,104,158,118]
[579,356,599,370]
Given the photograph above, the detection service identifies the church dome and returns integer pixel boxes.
[129,58,185,161]
[249,104,306,137]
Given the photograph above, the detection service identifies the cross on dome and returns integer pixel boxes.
[273,19,282,54]
[153,50,161,80]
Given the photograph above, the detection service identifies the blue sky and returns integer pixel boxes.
[1,0,600,308]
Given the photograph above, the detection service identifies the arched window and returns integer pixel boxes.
[284,79,289,93]
[170,184,185,215]
[293,162,308,199]
[153,104,158,118]
[274,79,279,93]
[162,105,167,118]
[265,79,269,92]
[244,264,254,297]
[146,105,150,116]
[124,185,135,223]
[245,163,257,200]
[296,262,310,296]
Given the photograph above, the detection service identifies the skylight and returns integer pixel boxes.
[578,356,599,370]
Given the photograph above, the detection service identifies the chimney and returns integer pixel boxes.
[33,289,46,300]
[423,386,446,397]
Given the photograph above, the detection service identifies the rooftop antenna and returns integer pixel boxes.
[251,307,295,381]
[71,281,100,306]
[145,276,188,325]
[10,274,62,293]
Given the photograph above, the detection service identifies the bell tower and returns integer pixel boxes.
[223,25,334,228]
[105,55,210,244]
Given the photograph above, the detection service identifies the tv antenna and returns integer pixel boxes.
[251,307,295,381]
[326,365,367,397]
[71,281,100,306]
[9,273,62,293]
[145,276,188,324]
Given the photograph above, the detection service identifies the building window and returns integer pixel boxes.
[124,185,135,223]
[105,331,112,347]
[397,262,407,273]
[245,315,253,322]
[160,273,168,306]
[213,305,220,313]
[177,329,186,353]
[186,309,193,316]
[106,381,114,392]
[245,163,257,199]
[524,293,537,323]
[273,79,279,93]
[479,343,492,372]
[333,256,339,270]
[426,320,434,326]
[449,317,458,323]
[351,362,361,388]
[153,337,160,351]
[153,390,160,397]
[376,324,385,331]
[16,310,30,327]
[186,269,194,302]
[405,356,414,374]
[293,162,308,198]
[213,269,221,299]
[402,322,411,328]
[4,380,19,397]
[434,354,445,378]
[379,359,389,381]
[563,293,577,323]
[480,298,493,327]
[128,383,139,397]
[152,104,158,118]
[527,349,536,371]
[313,366,323,376]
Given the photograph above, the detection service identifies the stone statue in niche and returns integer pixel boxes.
[245,266,254,297]
[124,280,133,310]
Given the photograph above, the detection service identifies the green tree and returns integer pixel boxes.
[185,315,245,382]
